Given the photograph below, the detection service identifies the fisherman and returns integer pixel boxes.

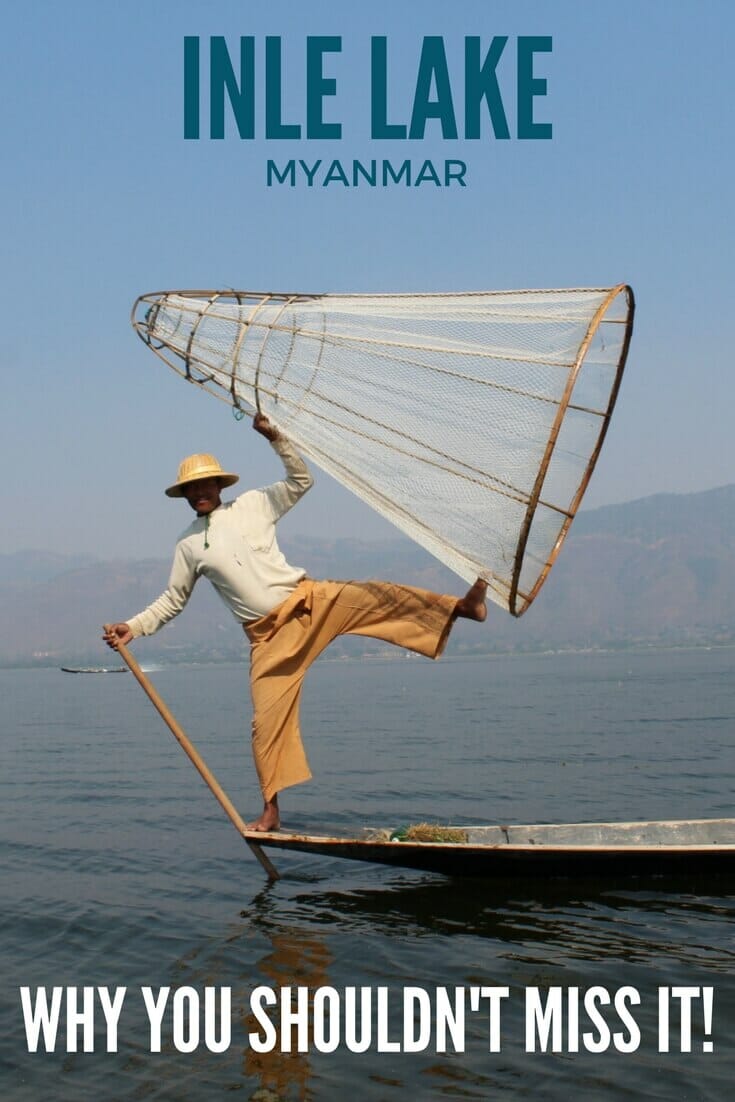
[104,413,488,831]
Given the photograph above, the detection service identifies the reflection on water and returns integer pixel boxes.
[241,924,333,1101]
[284,873,735,967]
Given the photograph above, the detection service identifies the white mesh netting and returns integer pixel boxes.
[132,286,634,615]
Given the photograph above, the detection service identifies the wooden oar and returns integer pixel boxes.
[105,627,279,881]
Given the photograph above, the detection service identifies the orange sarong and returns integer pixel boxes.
[244,579,458,800]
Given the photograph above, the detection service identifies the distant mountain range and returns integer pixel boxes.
[2,484,734,667]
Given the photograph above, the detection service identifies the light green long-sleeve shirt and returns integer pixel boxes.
[127,436,313,637]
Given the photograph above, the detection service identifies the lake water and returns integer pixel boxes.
[2,648,735,1100]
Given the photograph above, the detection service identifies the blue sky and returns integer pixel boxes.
[1,0,733,558]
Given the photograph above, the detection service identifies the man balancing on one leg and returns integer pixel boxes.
[104,414,488,831]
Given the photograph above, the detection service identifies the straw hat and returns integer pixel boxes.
[165,454,239,498]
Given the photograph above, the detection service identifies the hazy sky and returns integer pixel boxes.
[2,0,732,559]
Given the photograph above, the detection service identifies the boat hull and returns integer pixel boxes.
[243,818,735,878]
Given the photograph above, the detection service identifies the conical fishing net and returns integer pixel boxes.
[131,286,634,615]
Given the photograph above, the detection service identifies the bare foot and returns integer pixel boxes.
[246,796,280,832]
[455,578,488,622]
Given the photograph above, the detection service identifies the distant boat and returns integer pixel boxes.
[60,666,128,674]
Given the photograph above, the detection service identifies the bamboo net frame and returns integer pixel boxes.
[131,285,634,616]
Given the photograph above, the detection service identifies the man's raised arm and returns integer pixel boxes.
[253,412,314,518]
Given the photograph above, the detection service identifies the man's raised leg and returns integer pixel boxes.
[455,578,488,622]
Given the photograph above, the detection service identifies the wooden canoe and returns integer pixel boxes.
[242,818,735,878]
[108,640,735,883]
